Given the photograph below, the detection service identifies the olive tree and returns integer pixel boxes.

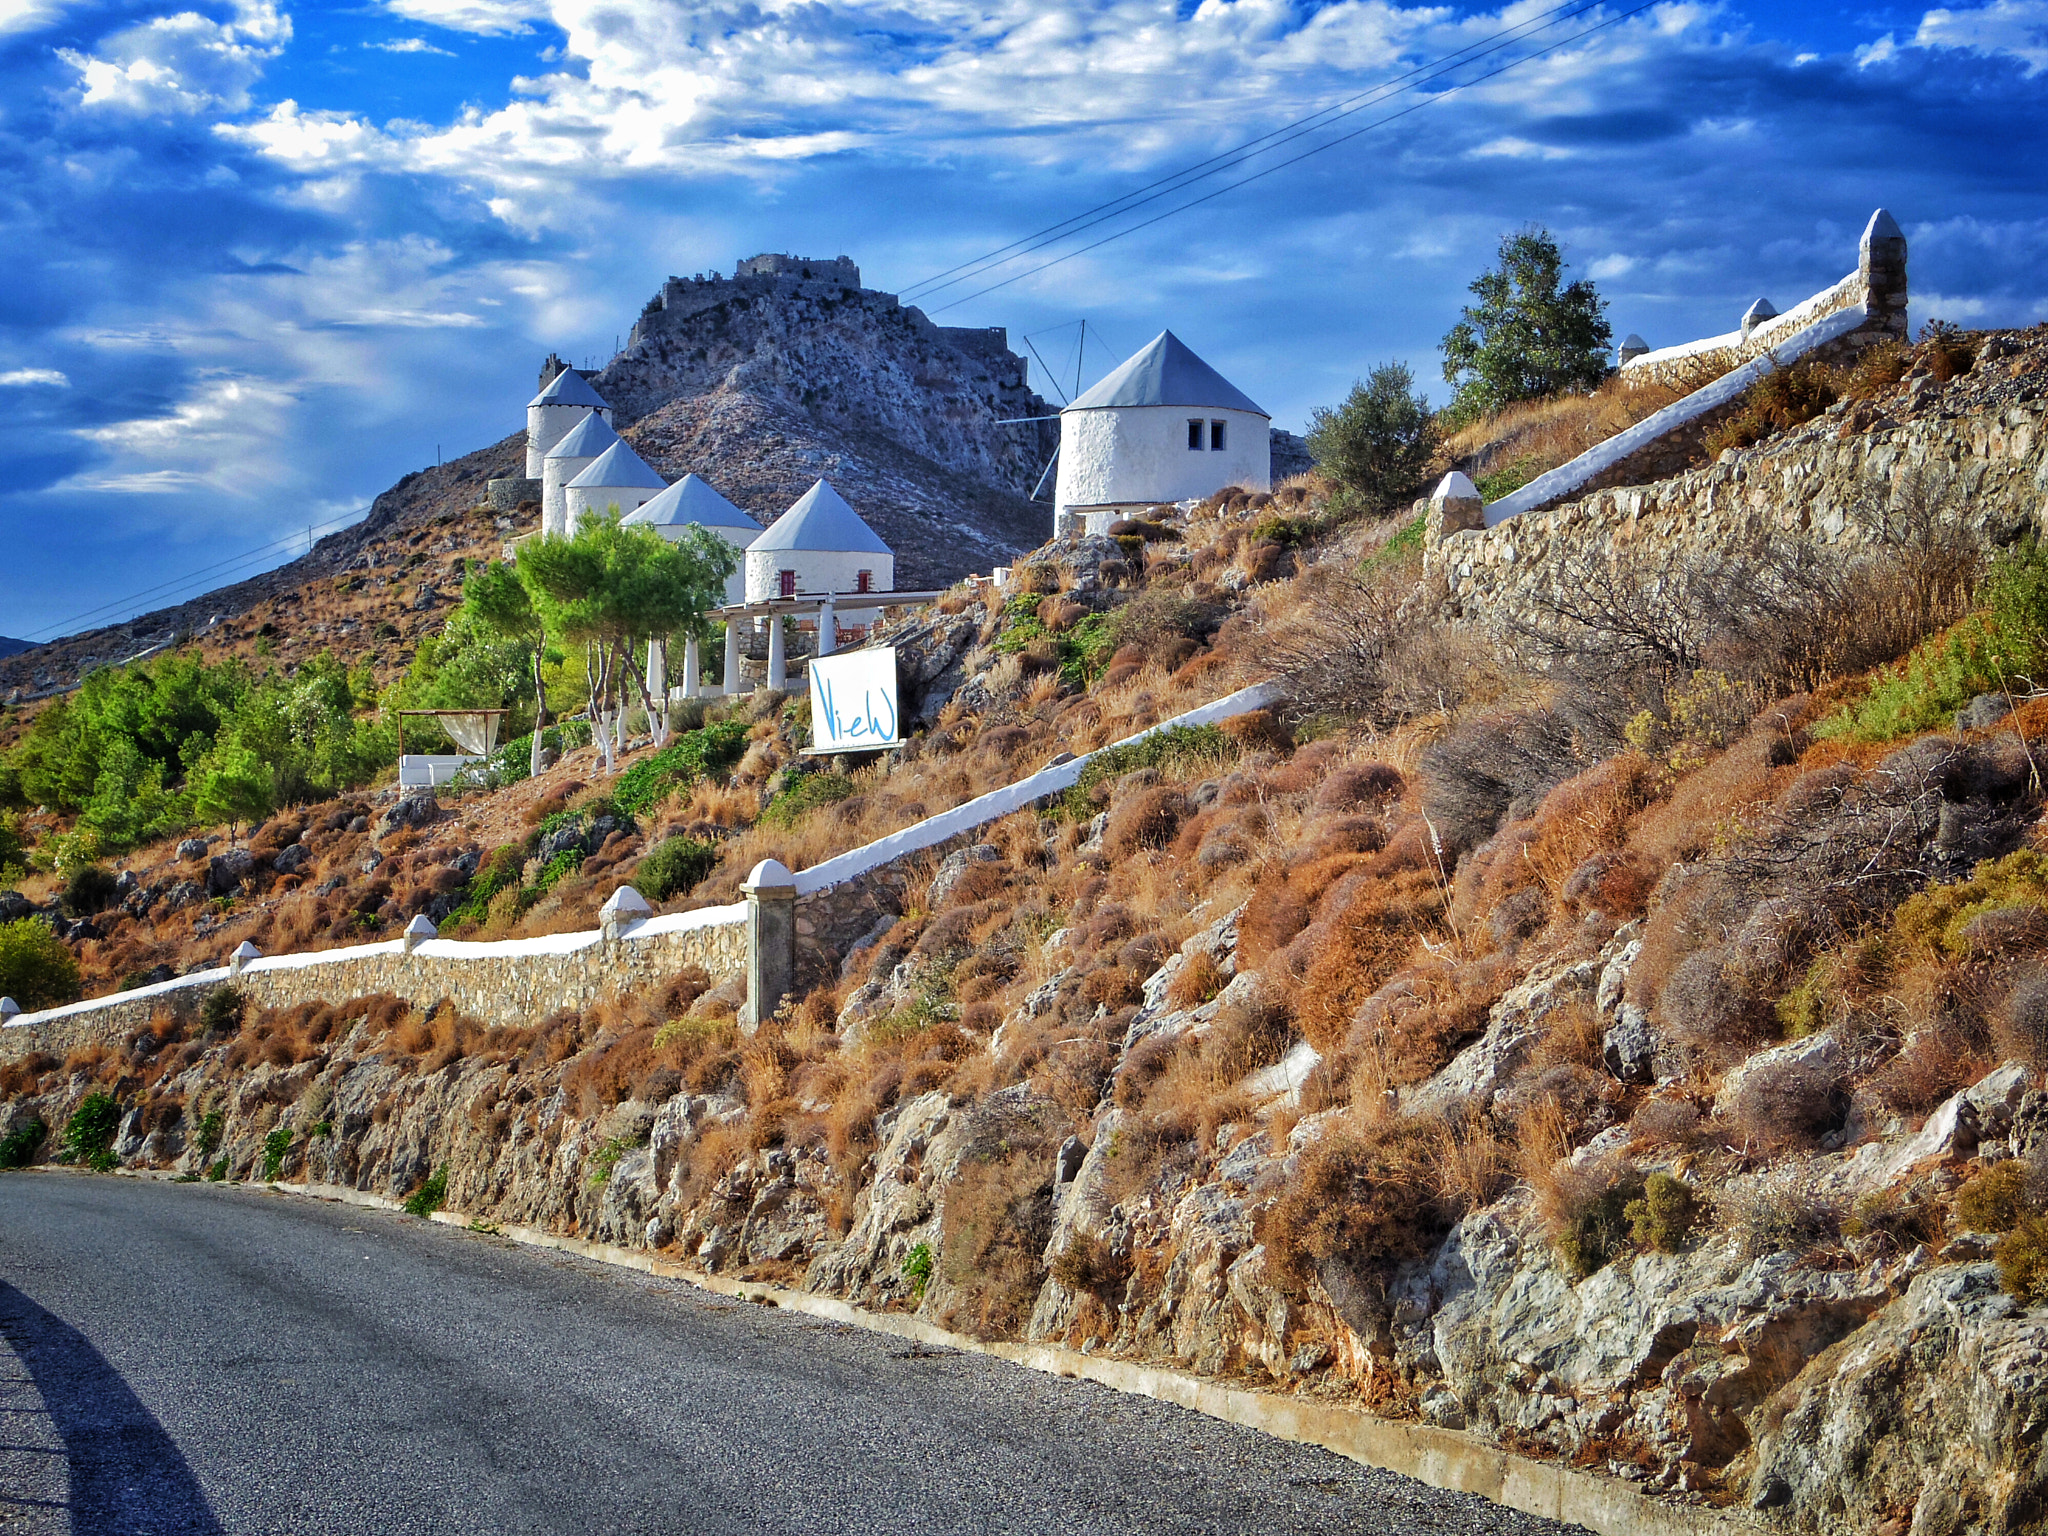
[1304,361,1439,511]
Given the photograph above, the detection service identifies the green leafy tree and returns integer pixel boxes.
[460,560,554,777]
[191,741,273,842]
[0,917,82,1010]
[517,514,736,771]
[1305,362,1441,510]
[1441,227,1613,419]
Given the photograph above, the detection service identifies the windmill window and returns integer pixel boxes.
[1210,420,1227,451]
[855,569,873,594]
[1187,419,1205,451]
[779,569,797,598]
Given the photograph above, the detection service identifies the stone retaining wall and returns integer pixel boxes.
[1429,394,2048,623]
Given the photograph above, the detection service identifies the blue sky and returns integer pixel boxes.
[1,0,2044,642]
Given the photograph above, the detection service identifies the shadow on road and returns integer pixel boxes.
[0,1280,223,1535]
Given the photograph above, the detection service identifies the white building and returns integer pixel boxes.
[1052,330,1270,534]
[621,474,763,604]
[564,440,667,528]
[744,479,894,622]
[541,412,620,537]
[526,368,612,478]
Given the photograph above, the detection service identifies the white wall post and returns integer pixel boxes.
[683,633,702,699]
[817,596,836,657]
[740,860,797,1034]
[767,617,787,691]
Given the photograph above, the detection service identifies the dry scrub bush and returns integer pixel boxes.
[1259,1118,1451,1301]
[1722,1169,1846,1261]
[1253,561,1498,728]
[1442,371,1695,489]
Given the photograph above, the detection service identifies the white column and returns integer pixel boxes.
[683,633,702,699]
[817,595,836,656]
[766,617,787,691]
[723,621,744,695]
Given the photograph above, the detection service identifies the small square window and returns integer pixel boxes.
[1187,419,1205,451]
[1210,419,1227,451]
[778,569,797,597]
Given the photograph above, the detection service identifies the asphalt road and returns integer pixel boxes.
[0,1173,1581,1536]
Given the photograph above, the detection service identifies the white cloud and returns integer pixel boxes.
[1587,254,1637,280]
[1470,136,1573,160]
[61,0,290,116]
[379,0,549,35]
[0,368,69,386]
[368,37,455,55]
[68,372,301,501]
[1913,1,2048,74]
[0,0,68,35]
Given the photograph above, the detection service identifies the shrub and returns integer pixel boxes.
[1844,338,1909,400]
[0,1117,45,1168]
[1104,786,1190,859]
[1261,1121,1449,1298]
[206,1158,228,1181]
[1050,1232,1128,1294]
[1304,362,1440,511]
[194,1109,226,1161]
[403,1164,450,1218]
[0,918,81,1011]
[1728,1054,1851,1153]
[1552,1160,1646,1278]
[62,1091,121,1172]
[1958,1160,2037,1233]
[901,1240,935,1298]
[1844,1184,1943,1255]
[761,770,855,828]
[1624,1172,1697,1253]
[1702,358,1840,456]
[62,863,120,917]
[261,1126,292,1181]
[1724,1170,1844,1260]
[1060,726,1235,819]
[635,836,718,903]
[609,721,749,816]
[200,986,243,1035]
[1997,1214,2048,1306]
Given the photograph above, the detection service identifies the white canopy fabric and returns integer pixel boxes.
[439,713,501,756]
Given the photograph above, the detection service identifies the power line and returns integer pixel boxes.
[898,0,1610,307]
[24,505,370,642]
[929,1,1657,316]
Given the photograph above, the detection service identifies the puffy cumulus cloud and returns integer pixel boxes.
[59,0,290,115]
[1913,2,2048,74]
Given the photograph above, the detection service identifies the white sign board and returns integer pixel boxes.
[808,647,901,753]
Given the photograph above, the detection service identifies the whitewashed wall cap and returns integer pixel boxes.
[0,997,18,1021]
[601,886,654,920]
[743,858,797,891]
[1741,298,1779,328]
[231,942,262,961]
[1432,471,1480,503]
[404,914,438,938]
[1863,208,1904,245]
[1620,334,1648,351]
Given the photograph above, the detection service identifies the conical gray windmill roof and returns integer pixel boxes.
[748,480,891,555]
[528,368,610,410]
[545,411,619,461]
[1066,331,1266,416]
[622,473,762,532]
[565,440,665,490]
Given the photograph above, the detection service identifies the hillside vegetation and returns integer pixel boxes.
[5,321,2048,1533]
